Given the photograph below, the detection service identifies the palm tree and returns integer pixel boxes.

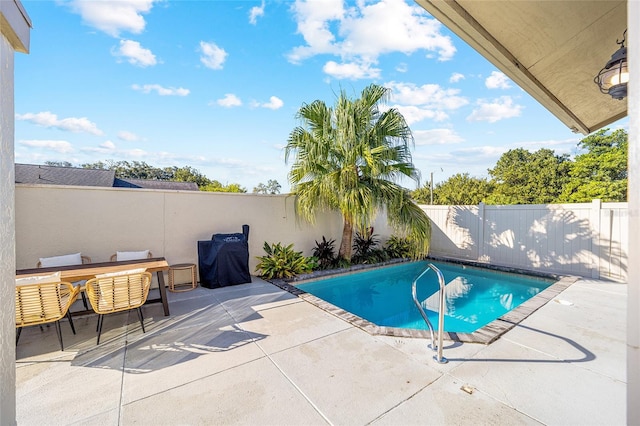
[285,84,431,261]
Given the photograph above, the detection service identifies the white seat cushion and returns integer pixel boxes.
[39,253,82,267]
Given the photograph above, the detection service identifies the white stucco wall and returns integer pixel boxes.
[0,1,30,423]
[14,185,351,273]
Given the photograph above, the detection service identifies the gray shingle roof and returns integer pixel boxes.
[15,164,115,187]
[15,164,199,191]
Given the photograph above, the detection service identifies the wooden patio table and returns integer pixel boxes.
[16,257,171,316]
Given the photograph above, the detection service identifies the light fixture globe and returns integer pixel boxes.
[595,31,628,100]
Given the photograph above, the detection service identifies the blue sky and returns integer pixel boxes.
[14,0,628,192]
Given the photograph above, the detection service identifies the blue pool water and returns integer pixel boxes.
[296,261,553,333]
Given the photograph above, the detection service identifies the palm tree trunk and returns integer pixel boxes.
[338,217,354,260]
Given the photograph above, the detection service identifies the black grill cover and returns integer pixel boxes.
[198,225,251,288]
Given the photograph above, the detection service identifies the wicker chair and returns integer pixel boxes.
[15,281,80,351]
[109,250,153,262]
[84,269,152,344]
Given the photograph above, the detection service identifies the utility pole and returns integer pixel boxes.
[430,171,434,205]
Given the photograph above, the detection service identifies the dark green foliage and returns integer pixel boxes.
[255,242,314,279]
[486,148,571,204]
[558,128,627,202]
[352,228,388,264]
[312,236,336,270]
[334,257,352,269]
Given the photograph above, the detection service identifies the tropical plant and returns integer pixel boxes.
[384,235,415,259]
[285,83,431,261]
[255,242,314,279]
[253,179,282,194]
[352,228,388,264]
[312,236,336,270]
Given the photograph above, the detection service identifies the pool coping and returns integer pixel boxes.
[267,259,580,345]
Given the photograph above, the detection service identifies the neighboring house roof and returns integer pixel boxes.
[15,164,199,191]
[15,163,116,187]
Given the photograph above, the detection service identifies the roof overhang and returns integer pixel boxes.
[415,0,627,135]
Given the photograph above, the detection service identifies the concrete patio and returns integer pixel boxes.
[16,276,626,425]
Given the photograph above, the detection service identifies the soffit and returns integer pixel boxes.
[415,0,627,134]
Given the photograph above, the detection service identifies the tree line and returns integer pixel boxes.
[43,160,281,194]
[411,128,628,205]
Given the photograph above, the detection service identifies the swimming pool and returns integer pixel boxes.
[295,260,556,336]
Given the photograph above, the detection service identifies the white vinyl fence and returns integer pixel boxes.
[421,200,628,281]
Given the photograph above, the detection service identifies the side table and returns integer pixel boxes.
[168,263,198,292]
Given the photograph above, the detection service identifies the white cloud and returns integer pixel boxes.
[450,145,506,162]
[383,81,468,125]
[117,131,141,141]
[467,96,523,123]
[67,0,156,37]
[449,72,465,83]
[217,94,243,108]
[288,0,455,79]
[288,0,344,62]
[252,96,284,110]
[485,71,512,89]
[387,82,468,109]
[249,1,265,24]
[19,139,74,154]
[199,41,227,70]
[16,111,104,135]
[113,39,157,67]
[323,60,380,80]
[100,140,116,150]
[393,105,449,124]
[413,128,464,145]
[396,63,408,73]
[131,84,190,96]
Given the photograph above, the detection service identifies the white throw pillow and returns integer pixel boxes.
[16,271,62,286]
[116,250,150,261]
[39,253,82,267]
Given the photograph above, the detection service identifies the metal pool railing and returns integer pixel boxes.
[411,263,448,364]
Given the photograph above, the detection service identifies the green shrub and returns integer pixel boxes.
[255,242,314,279]
[384,235,414,259]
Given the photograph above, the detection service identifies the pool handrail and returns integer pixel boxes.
[411,263,448,364]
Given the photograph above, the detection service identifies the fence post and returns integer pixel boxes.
[591,199,602,279]
[477,202,485,262]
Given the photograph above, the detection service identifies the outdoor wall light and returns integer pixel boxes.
[594,30,628,100]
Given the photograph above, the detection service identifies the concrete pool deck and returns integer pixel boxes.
[16,276,626,425]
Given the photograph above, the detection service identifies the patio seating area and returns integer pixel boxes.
[16,275,626,425]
